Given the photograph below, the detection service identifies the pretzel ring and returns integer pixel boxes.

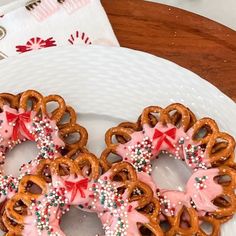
[102,103,236,235]
[0,90,88,208]
[4,153,163,236]
[64,156,163,236]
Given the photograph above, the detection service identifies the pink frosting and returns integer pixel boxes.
[157,168,222,216]
[186,168,222,212]
[22,183,69,236]
[99,199,149,236]
[0,175,18,203]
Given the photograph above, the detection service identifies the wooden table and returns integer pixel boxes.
[102,0,236,102]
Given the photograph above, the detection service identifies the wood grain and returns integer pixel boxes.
[101,0,236,101]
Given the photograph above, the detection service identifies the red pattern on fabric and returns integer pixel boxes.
[16,37,56,53]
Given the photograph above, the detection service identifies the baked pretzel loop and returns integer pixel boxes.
[190,118,219,145]
[53,105,77,129]
[205,132,235,164]
[160,103,191,131]
[59,123,88,152]
[34,159,53,183]
[165,207,199,236]
[0,93,19,109]
[50,156,79,176]
[211,166,236,217]
[17,175,47,198]
[2,211,23,235]
[109,161,138,184]
[141,105,163,127]
[196,215,230,236]
[105,126,133,147]
[42,94,67,122]
[19,90,44,112]
[74,153,100,180]
[116,119,142,144]
[5,193,31,225]
[100,146,120,171]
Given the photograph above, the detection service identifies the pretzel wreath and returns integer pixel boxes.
[3,152,163,236]
[45,154,163,235]
[100,103,236,235]
[0,90,88,208]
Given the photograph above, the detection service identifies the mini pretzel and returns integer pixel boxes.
[164,207,199,236]
[34,159,52,183]
[190,118,219,145]
[160,103,191,131]
[141,105,163,127]
[0,93,19,110]
[38,94,66,123]
[5,193,32,224]
[210,166,236,217]
[100,146,123,171]
[5,175,47,225]
[19,89,44,112]
[53,105,77,129]
[105,126,133,147]
[74,153,100,180]
[17,175,47,198]
[2,211,23,235]
[197,215,228,236]
[90,163,161,235]
[59,123,88,151]
[50,157,79,176]
[108,161,138,183]
[116,120,141,144]
[205,132,235,164]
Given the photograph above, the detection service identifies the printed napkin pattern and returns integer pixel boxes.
[0,0,119,59]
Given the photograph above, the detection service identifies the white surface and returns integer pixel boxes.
[0,45,235,235]
[149,0,236,30]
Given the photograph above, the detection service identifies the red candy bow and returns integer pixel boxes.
[153,128,176,151]
[65,178,89,202]
[6,111,34,141]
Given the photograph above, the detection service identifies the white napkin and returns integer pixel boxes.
[0,0,119,59]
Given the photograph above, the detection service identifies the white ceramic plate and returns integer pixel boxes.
[0,45,235,236]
